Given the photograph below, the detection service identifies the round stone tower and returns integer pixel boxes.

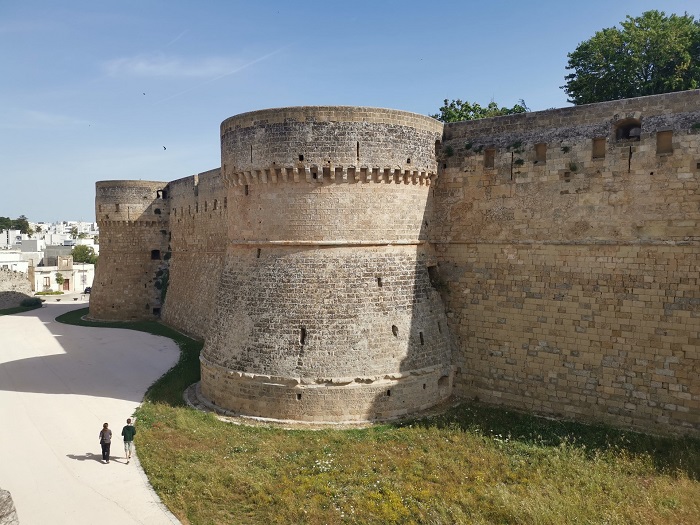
[90,180,170,321]
[199,106,452,422]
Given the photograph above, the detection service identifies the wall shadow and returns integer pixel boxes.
[0,303,179,399]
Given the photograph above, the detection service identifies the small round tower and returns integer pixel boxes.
[90,180,170,321]
[200,106,452,422]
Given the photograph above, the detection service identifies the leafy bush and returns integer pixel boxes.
[20,297,43,307]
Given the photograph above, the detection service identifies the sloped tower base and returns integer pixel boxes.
[199,106,452,422]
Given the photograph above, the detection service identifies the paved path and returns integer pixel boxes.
[0,301,181,524]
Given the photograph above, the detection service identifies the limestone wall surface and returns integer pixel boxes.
[161,169,226,338]
[433,90,700,435]
[0,269,32,309]
[90,181,169,321]
[199,106,453,422]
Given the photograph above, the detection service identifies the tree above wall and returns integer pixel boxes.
[562,10,700,105]
[431,99,529,123]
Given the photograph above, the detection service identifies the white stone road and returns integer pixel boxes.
[0,301,181,524]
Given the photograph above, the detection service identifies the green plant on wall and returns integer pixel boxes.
[561,146,571,153]
[444,145,454,157]
[569,162,579,172]
[514,158,525,166]
[508,140,524,153]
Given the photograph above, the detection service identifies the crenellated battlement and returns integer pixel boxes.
[222,165,435,187]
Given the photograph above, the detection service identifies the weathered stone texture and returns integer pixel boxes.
[433,90,700,435]
[93,91,700,433]
[0,269,32,309]
[90,181,169,321]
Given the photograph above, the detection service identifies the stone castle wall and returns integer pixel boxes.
[198,107,453,422]
[91,92,700,433]
[0,268,32,309]
[160,169,226,338]
[433,90,700,434]
[90,181,169,320]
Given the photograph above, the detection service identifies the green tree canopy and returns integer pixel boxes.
[71,245,98,265]
[69,226,78,239]
[0,217,11,231]
[431,99,529,123]
[11,215,30,234]
[563,10,700,105]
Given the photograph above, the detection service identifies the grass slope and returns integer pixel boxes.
[57,308,700,524]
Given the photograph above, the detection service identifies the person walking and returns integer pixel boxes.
[121,418,136,464]
[99,423,112,463]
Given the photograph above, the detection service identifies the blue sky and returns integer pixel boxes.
[1,0,698,222]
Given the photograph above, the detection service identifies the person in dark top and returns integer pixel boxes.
[121,418,136,464]
[99,423,112,463]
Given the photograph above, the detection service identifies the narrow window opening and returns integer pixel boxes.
[213,199,217,210]
[115,203,120,212]
[256,248,261,258]
[296,393,302,401]
[423,383,426,390]
[244,185,249,196]
[592,138,606,159]
[386,389,391,397]
[356,142,360,161]
[419,332,424,345]
[224,197,227,209]
[427,265,441,290]
[250,144,253,163]
[152,307,161,316]
[150,250,161,260]
[299,154,304,161]
[204,201,208,212]
[156,190,162,199]
[299,327,306,346]
[312,171,318,179]
[392,325,398,337]
[656,131,673,154]
[406,158,411,164]
[484,148,496,169]
[195,203,198,213]
[154,208,161,215]
[535,143,547,163]
[434,140,441,156]
[98,204,102,212]
[615,119,641,141]
[377,277,382,288]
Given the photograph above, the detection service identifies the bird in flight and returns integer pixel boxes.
[163,146,167,150]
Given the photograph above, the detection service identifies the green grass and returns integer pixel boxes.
[0,303,43,316]
[57,308,700,525]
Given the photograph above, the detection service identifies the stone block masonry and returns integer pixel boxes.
[91,92,700,433]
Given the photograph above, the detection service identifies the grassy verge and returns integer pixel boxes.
[57,308,700,524]
[0,303,42,316]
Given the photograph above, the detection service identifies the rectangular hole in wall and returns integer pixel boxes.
[256,248,261,258]
[592,138,606,159]
[657,131,673,155]
[484,148,495,169]
[419,331,424,345]
[535,143,547,163]
[377,277,382,287]
[386,389,391,397]
[296,393,302,401]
